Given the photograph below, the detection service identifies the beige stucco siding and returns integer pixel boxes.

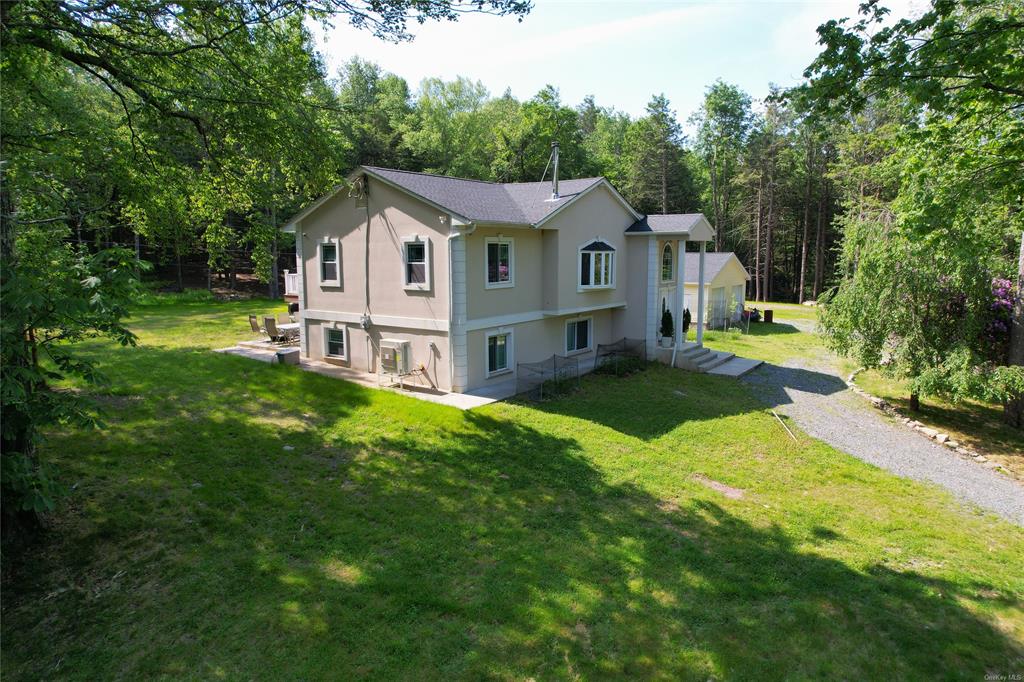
[465,309,616,390]
[464,225,543,320]
[305,319,451,391]
[299,177,450,322]
[541,184,633,313]
[615,236,652,339]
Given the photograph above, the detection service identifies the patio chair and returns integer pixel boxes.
[249,314,266,335]
[264,316,298,344]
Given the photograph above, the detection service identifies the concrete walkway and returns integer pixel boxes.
[215,345,500,409]
[743,358,1024,526]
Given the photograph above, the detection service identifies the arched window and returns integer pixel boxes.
[661,243,673,282]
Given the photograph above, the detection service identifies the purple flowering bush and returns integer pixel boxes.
[980,277,1014,362]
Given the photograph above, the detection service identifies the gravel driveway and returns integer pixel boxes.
[743,358,1024,526]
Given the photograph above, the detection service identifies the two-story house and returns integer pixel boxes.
[282,155,717,394]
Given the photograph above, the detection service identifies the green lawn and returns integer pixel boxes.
[697,322,827,365]
[2,297,1023,679]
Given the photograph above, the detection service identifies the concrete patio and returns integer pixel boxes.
[214,341,506,409]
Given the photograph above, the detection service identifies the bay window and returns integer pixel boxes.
[579,240,615,289]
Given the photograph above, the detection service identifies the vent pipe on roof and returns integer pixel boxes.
[550,141,560,201]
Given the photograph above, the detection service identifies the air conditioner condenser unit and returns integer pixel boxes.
[380,339,411,375]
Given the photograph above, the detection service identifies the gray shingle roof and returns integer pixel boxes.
[364,166,604,225]
[625,214,706,234]
[683,252,750,284]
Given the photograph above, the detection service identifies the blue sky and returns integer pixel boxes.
[312,0,919,124]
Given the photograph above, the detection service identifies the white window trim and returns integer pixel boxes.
[565,316,593,355]
[484,236,515,290]
[401,235,432,291]
[318,238,341,288]
[577,239,616,292]
[321,323,349,361]
[484,327,514,378]
[661,243,674,283]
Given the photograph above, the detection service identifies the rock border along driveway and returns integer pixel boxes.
[742,358,1024,526]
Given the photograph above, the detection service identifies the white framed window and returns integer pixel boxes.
[565,316,592,354]
[319,239,341,287]
[485,328,513,377]
[322,324,348,360]
[484,236,515,289]
[661,243,673,282]
[578,240,615,290]
[402,236,431,290]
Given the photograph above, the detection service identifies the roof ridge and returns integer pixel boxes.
[500,177,604,188]
[362,165,500,186]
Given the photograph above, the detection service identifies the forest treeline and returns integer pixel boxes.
[4,12,843,304]
[301,64,841,305]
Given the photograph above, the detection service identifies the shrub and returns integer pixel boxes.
[660,308,675,338]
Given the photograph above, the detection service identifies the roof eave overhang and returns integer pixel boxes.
[281,165,480,232]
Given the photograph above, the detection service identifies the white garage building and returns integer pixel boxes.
[684,252,750,328]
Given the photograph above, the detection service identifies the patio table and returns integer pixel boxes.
[278,322,299,331]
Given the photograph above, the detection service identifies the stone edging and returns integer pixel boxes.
[845,368,1013,478]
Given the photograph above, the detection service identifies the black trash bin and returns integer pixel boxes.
[764,309,774,324]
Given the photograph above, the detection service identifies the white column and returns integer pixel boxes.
[696,241,707,345]
[645,236,659,358]
[674,238,686,348]
[449,233,469,392]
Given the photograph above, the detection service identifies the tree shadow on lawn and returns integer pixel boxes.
[5,346,1021,679]
[7,359,1020,679]
[742,362,849,408]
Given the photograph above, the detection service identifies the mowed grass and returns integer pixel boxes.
[2,298,1023,679]
[698,322,825,366]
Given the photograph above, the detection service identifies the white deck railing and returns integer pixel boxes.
[284,271,300,296]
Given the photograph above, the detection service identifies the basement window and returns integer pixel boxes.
[323,325,348,360]
[565,317,591,354]
[486,329,512,376]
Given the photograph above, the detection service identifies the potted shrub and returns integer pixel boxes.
[682,308,692,338]
[660,308,675,348]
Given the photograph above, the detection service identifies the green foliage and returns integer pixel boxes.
[660,307,675,338]
[690,80,753,247]
[0,233,143,529]
[806,1,1024,412]
[621,95,696,214]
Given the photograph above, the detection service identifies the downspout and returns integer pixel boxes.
[363,177,373,373]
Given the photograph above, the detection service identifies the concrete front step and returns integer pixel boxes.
[706,357,764,378]
[696,351,735,372]
[679,346,711,361]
